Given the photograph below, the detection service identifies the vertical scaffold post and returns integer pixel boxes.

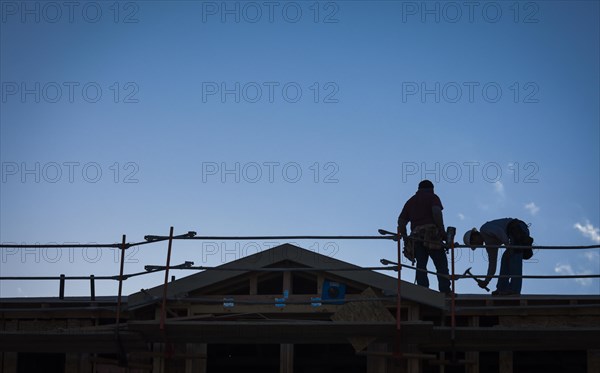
[447,226,457,363]
[113,235,128,367]
[160,226,175,331]
[116,234,126,325]
[90,275,96,301]
[59,274,65,300]
[394,225,403,360]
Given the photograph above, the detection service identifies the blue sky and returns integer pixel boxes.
[1,0,599,298]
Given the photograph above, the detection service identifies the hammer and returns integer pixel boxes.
[463,267,490,292]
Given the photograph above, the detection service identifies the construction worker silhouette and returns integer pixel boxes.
[398,180,451,294]
[464,219,533,295]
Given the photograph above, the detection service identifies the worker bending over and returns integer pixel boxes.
[463,218,534,295]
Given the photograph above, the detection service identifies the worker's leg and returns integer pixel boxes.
[497,249,510,292]
[507,249,523,294]
[414,243,430,288]
[429,249,451,293]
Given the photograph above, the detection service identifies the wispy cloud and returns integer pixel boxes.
[582,251,599,262]
[493,181,505,197]
[524,202,540,216]
[477,202,490,211]
[574,221,600,243]
[477,181,505,212]
[457,213,465,221]
[554,263,592,286]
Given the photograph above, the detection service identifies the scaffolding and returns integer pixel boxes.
[1,227,599,369]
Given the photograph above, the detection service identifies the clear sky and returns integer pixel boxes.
[1,0,598,298]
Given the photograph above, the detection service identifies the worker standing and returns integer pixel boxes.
[398,180,451,294]
[463,218,534,295]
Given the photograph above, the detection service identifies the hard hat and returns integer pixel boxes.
[463,228,478,246]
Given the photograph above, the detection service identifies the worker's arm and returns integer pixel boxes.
[484,247,499,286]
[397,217,409,239]
[432,205,445,238]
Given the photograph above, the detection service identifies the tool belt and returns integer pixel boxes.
[410,224,443,250]
[507,219,534,259]
[403,224,443,263]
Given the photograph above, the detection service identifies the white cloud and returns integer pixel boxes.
[493,181,504,197]
[524,202,540,216]
[574,221,600,243]
[583,251,599,262]
[576,271,593,286]
[554,263,592,286]
[554,263,573,275]
[457,213,465,221]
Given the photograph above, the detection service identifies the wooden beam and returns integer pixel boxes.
[588,349,600,373]
[366,343,388,373]
[153,343,163,373]
[0,330,148,353]
[418,327,600,351]
[185,293,396,302]
[317,274,325,295]
[249,274,258,295]
[466,316,479,373]
[4,323,600,353]
[131,351,206,359]
[455,306,600,317]
[499,351,512,373]
[280,344,294,373]
[407,354,419,373]
[185,294,397,314]
[189,304,342,315]
[126,321,405,344]
[89,357,153,370]
[2,352,17,373]
[186,343,207,373]
[81,353,92,373]
[65,353,79,373]
[408,305,420,321]
[283,271,292,296]
[0,310,120,319]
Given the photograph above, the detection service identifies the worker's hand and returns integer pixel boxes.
[477,280,490,289]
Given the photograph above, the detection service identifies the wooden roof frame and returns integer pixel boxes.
[128,243,445,309]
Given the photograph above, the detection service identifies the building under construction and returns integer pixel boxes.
[1,240,599,373]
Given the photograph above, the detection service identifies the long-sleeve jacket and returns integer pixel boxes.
[479,218,513,283]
